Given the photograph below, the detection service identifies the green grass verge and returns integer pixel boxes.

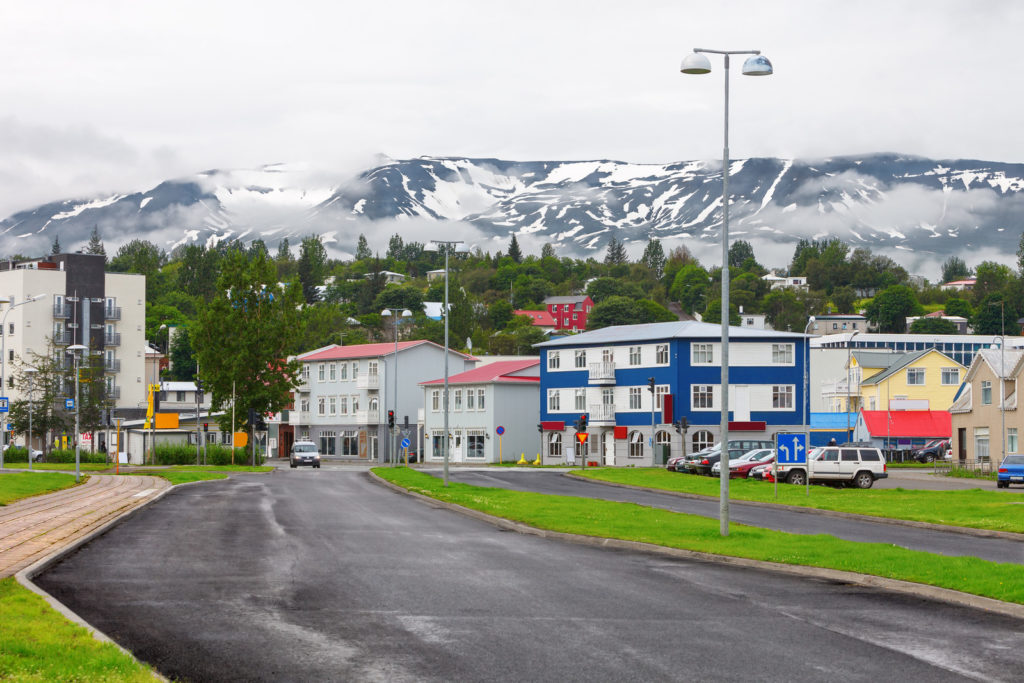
[0,578,154,681]
[16,464,114,473]
[124,464,272,486]
[946,468,997,481]
[0,472,78,505]
[576,468,1024,533]
[375,467,1024,604]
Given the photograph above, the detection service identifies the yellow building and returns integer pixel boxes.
[855,349,965,411]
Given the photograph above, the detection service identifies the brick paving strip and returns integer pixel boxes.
[0,474,171,578]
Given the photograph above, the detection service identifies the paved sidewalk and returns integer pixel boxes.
[0,474,170,578]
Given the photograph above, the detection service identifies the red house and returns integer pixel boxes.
[543,295,595,332]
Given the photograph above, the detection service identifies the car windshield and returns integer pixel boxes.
[1002,455,1024,465]
[294,444,317,453]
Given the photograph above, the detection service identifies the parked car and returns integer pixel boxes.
[2,444,43,463]
[912,439,951,463]
[290,440,321,468]
[773,445,888,489]
[748,461,774,480]
[710,448,774,478]
[693,448,747,476]
[996,454,1024,488]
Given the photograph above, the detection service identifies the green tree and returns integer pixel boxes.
[941,255,971,283]
[762,289,806,333]
[588,296,675,330]
[540,243,556,259]
[8,344,73,454]
[971,294,1015,336]
[944,297,972,319]
[276,238,296,280]
[703,299,741,327]
[177,245,221,300]
[192,250,305,446]
[585,277,644,304]
[298,236,328,304]
[50,235,61,255]
[604,235,627,266]
[85,226,106,260]
[971,261,1012,305]
[640,238,666,277]
[373,284,424,313]
[507,234,523,263]
[669,264,711,314]
[488,299,514,330]
[728,240,755,269]
[355,234,372,261]
[109,239,164,276]
[167,327,197,381]
[830,286,857,314]
[909,317,959,334]
[864,285,923,333]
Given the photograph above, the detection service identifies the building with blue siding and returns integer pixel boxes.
[536,321,809,466]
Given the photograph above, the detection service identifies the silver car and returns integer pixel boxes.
[290,441,321,468]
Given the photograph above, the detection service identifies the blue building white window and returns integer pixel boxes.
[575,350,587,368]
[629,387,642,410]
[692,385,713,409]
[772,385,794,409]
[548,389,561,412]
[548,351,560,370]
[656,344,669,365]
[693,343,713,365]
[772,344,793,364]
[629,346,641,366]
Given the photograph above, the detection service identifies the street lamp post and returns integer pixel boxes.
[846,330,860,442]
[425,240,466,487]
[25,367,37,471]
[0,294,44,469]
[681,47,773,536]
[382,308,412,466]
[992,300,1006,465]
[67,344,87,482]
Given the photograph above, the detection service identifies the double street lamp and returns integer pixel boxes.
[681,47,773,536]
[67,344,88,482]
[381,308,412,466]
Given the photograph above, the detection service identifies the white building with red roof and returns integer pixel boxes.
[420,358,540,464]
[287,340,475,463]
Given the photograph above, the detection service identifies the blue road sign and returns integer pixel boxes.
[401,437,410,449]
[65,398,74,411]
[0,397,7,413]
[776,433,808,465]
[495,425,505,436]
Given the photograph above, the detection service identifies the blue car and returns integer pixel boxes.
[996,454,1024,488]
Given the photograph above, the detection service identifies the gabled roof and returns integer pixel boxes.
[861,410,951,438]
[420,359,540,386]
[298,340,475,362]
[850,350,901,370]
[858,350,931,385]
[544,295,591,305]
[515,309,556,326]
[536,320,806,348]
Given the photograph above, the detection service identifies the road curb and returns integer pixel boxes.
[567,472,1024,541]
[369,470,1024,621]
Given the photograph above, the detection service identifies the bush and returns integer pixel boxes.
[3,447,29,463]
[42,449,109,464]
[153,443,260,466]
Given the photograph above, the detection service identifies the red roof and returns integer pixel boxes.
[298,340,474,362]
[860,410,951,438]
[420,359,540,386]
[514,310,556,326]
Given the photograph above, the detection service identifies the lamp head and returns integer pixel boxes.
[680,52,712,74]
[741,54,773,76]
[24,367,37,375]
[401,309,413,318]
[381,309,392,317]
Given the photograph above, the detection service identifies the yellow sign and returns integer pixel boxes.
[233,432,248,448]
[155,413,179,429]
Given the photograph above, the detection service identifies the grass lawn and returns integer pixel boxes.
[576,469,1024,533]
[124,464,273,486]
[21,463,113,473]
[376,467,1024,605]
[0,472,78,506]
[0,578,155,681]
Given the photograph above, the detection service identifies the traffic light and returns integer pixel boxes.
[387,410,395,428]
[203,422,209,432]
[537,423,543,433]
[573,416,582,432]
[579,414,588,433]
[648,377,656,393]
[673,416,690,434]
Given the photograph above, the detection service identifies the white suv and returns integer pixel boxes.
[775,446,887,489]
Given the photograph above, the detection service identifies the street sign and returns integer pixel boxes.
[776,433,807,465]
[495,425,505,436]
[65,398,74,411]
[575,432,588,445]
[4,422,11,431]
[401,437,410,449]
[0,397,7,413]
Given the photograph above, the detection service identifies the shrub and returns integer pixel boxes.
[153,443,260,466]
[42,449,109,464]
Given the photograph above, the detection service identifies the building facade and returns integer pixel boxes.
[543,295,594,332]
[536,321,808,467]
[949,348,1022,464]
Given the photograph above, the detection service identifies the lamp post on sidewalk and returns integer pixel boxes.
[68,344,87,482]
[681,46,773,536]
[991,300,1006,465]
[25,368,37,471]
[846,330,860,442]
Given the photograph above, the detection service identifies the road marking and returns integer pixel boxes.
[132,489,157,498]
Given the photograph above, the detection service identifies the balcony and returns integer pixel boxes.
[588,361,616,384]
[104,358,121,373]
[588,403,616,423]
[356,409,381,424]
[104,306,121,320]
[53,332,72,346]
[356,373,380,390]
[289,411,309,425]
[104,332,121,346]
[52,304,72,318]
[106,386,121,399]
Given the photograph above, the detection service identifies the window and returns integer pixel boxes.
[329,363,337,381]
[981,380,992,405]
[329,396,337,415]
[366,397,375,414]
[7,322,12,335]
[432,430,445,459]
[300,398,309,413]
[176,391,185,402]
[320,431,337,455]
[602,387,614,405]
[548,351,560,370]
[1008,428,1019,454]
[975,427,990,461]
[628,431,644,458]
[318,364,325,381]
[575,350,587,368]
[692,343,713,365]
[772,385,794,409]
[432,390,440,411]
[575,388,586,411]
[548,432,562,457]
[338,396,348,415]
[692,385,714,409]
[467,431,486,459]
[629,387,642,410]
[317,397,326,415]
[629,346,641,366]
[477,388,485,411]
[656,431,671,448]
[465,388,475,410]
[655,385,669,409]
[454,389,463,411]
[340,431,358,456]
[772,344,793,364]
[548,389,560,412]
[656,344,669,365]
[906,368,925,385]
[301,365,310,382]
[352,362,358,380]
[368,360,378,376]
[941,368,959,385]
[339,363,347,380]
[352,395,359,412]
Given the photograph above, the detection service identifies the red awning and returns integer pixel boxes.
[860,410,951,438]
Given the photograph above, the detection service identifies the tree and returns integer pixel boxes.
[167,327,197,381]
[909,317,959,335]
[275,238,296,280]
[971,261,1012,305]
[298,236,328,304]
[640,238,666,278]
[944,297,972,319]
[830,286,857,314]
[192,250,305,450]
[540,243,556,259]
[588,296,675,330]
[373,284,424,314]
[728,240,755,269]
[1018,232,1024,275]
[85,226,106,260]
[669,264,711,314]
[355,234,372,261]
[971,293,1015,336]
[50,235,61,255]
[585,277,644,304]
[604,235,627,266]
[762,289,806,333]
[703,298,741,327]
[177,245,221,301]
[488,300,514,330]
[507,234,523,263]
[109,239,165,277]
[941,255,971,283]
[864,285,923,333]
[8,343,74,455]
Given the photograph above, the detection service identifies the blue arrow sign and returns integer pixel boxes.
[401,437,410,449]
[65,399,75,411]
[0,397,7,413]
[776,432,807,465]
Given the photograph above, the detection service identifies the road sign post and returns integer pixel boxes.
[775,432,808,499]
[495,426,505,464]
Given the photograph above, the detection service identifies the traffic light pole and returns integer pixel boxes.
[648,377,656,466]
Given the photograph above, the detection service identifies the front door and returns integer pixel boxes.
[603,431,615,466]
[957,428,967,462]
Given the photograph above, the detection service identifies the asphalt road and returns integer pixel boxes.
[437,469,1024,565]
[36,469,1024,682]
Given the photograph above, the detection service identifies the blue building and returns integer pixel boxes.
[536,321,809,466]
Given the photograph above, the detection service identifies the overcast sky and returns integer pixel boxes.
[0,0,1021,219]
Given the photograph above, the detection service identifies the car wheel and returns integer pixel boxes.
[786,470,806,486]
[290,463,296,468]
[925,454,935,463]
[854,471,874,489]
[997,481,1007,489]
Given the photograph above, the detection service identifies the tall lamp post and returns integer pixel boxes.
[382,308,412,466]
[846,330,860,442]
[992,299,1006,465]
[681,47,773,536]
[425,239,466,487]
[24,368,37,471]
[0,294,44,469]
[67,344,87,482]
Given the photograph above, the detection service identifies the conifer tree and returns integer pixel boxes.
[640,237,665,277]
[604,235,627,265]
[50,235,61,255]
[508,234,523,263]
[85,226,106,260]
[355,234,372,261]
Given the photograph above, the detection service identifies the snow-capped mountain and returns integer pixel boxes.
[3,153,1023,278]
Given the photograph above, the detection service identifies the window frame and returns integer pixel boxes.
[981,380,992,405]
[629,386,642,410]
[629,346,641,366]
[692,384,714,410]
[547,388,560,413]
[656,344,669,365]
[692,343,714,365]
[548,351,560,370]
[906,368,925,385]
[772,385,794,410]
[574,349,587,368]
[771,343,794,365]
[941,367,959,385]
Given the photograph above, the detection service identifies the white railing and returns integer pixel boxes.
[588,361,615,381]
[357,374,380,390]
[356,409,380,424]
[588,403,616,421]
